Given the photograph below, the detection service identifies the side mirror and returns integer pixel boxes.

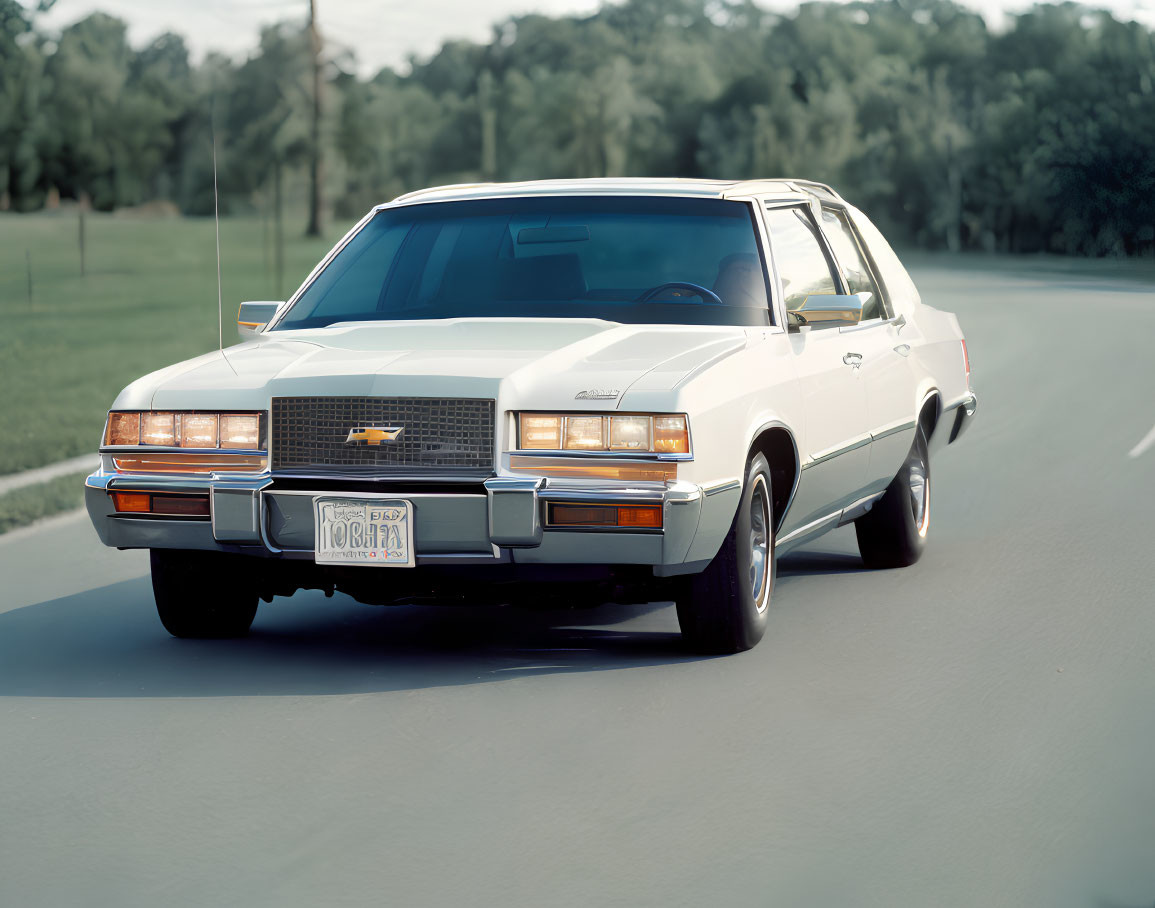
[786,310,810,332]
[237,301,281,339]
[793,292,872,330]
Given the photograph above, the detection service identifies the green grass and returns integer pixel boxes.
[0,212,336,475]
[0,472,90,533]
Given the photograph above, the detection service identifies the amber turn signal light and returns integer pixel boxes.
[547,503,662,529]
[112,492,150,513]
[111,492,211,516]
[618,506,663,528]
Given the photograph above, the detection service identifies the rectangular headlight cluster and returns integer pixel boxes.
[104,411,264,450]
[518,413,690,455]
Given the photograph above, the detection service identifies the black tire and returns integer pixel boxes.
[675,453,774,654]
[854,427,930,569]
[150,549,259,638]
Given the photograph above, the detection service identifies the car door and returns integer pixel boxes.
[763,203,872,536]
[818,206,918,494]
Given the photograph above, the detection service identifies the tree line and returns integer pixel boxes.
[2,0,1153,255]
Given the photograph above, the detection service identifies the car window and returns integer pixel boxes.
[846,205,921,312]
[821,208,884,320]
[763,206,839,311]
[274,196,774,329]
[301,221,411,318]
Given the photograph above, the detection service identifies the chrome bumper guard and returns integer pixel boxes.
[947,391,978,444]
[85,468,734,575]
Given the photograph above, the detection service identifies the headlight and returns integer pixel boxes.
[140,412,175,446]
[517,413,689,455]
[608,416,650,451]
[564,416,605,450]
[220,414,261,448]
[179,414,218,448]
[520,415,563,449]
[104,411,265,450]
[105,412,141,446]
[653,416,690,453]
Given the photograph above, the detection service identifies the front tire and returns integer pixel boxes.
[854,427,931,568]
[675,453,774,654]
[151,549,259,638]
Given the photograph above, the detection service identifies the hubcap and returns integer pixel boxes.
[749,475,771,611]
[908,450,930,538]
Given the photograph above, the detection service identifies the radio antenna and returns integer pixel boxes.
[210,102,236,373]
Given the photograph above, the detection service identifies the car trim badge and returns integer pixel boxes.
[346,426,404,445]
[574,389,620,400]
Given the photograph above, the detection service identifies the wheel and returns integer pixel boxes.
[854,426,930,568]
[675,453,774,654]
[150,549,259,638]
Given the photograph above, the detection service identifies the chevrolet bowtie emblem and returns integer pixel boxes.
[346,426,404,445]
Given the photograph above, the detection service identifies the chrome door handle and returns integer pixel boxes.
[842,352,863,368]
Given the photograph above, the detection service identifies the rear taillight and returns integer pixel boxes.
[961,339,971,384]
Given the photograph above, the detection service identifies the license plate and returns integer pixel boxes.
[312,497,414,567]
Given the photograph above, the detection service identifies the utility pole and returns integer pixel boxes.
[305,0,323,237]
[274,161,285,298]
[479,69,498,182]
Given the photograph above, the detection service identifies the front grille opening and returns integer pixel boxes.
[271,397,496,475]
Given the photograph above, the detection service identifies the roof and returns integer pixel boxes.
[387,177,843,206]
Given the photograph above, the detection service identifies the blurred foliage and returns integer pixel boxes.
[2,0,1154,254]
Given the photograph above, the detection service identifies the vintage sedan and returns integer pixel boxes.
[86,178,977,653]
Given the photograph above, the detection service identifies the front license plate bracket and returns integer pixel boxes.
[312,496,414,567]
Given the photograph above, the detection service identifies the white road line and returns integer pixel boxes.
[1128,423,1155,459]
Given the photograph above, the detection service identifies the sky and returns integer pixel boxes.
[27,0,1155,74]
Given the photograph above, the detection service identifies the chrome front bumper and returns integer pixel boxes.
[85,469,738,576]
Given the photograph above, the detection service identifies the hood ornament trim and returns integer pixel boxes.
[574,389,620,401]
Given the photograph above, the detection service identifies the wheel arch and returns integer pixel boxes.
[747,421,800,534]
[917,387,943,442]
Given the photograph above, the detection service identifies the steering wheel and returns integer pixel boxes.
[637,282,723,305]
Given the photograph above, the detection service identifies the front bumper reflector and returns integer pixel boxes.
[112,453,268,474]
[509,456,677,482]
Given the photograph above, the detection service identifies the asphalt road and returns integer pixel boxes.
[1,257,1153,908]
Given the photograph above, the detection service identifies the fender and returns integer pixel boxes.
[682,414,801,567]
[915,382,941,434]
[744,417,802,535]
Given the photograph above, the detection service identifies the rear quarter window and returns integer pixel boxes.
[846,206,921,312]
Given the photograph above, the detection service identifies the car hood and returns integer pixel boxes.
[124,318,750,411]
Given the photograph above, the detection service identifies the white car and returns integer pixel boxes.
[86,178,977,653]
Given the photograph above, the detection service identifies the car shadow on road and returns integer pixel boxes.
[0,545,869,699]
[0,577,704,699]
[777,550,867,576]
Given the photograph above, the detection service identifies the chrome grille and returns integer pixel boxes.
[271,397,495,476]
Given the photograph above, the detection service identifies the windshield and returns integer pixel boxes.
[273,196,772,330]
